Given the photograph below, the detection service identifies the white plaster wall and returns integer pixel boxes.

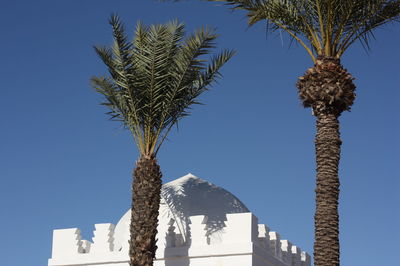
[48,213,311,266]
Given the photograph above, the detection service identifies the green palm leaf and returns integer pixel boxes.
[92,15,235,157]
[200,0,400,61]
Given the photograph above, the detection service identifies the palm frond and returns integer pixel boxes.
[199,0,400,60]
[336,0,400,56]
[92,16,234,157]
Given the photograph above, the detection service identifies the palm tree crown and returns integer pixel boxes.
[92,15,235,158]
[207,0,399,61]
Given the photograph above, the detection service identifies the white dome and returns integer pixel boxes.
[113,173,249,250]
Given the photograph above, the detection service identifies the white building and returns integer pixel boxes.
[48,174,311,266]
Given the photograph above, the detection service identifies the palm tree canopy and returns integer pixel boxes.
[199,0,400,61]
[92,16,234,158]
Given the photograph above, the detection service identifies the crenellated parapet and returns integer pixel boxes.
[49,212,311,266]
[51,228,84,259]
[91,223,115,253]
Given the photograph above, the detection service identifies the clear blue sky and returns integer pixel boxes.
[1,1,399,265]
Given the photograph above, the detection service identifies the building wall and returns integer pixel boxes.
[48,213,311,266]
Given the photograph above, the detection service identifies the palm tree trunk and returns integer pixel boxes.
[129,156,162,266]
[313,108,341,266]
[297,56,354,266]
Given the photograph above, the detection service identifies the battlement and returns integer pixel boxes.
[48,212,311,266]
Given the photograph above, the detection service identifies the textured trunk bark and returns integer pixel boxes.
[297,56,353,266]
[313,109,341,266]
[129,157,162,266]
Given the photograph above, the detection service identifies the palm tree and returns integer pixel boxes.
[92,15,234,266]
[166,0,399,265]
